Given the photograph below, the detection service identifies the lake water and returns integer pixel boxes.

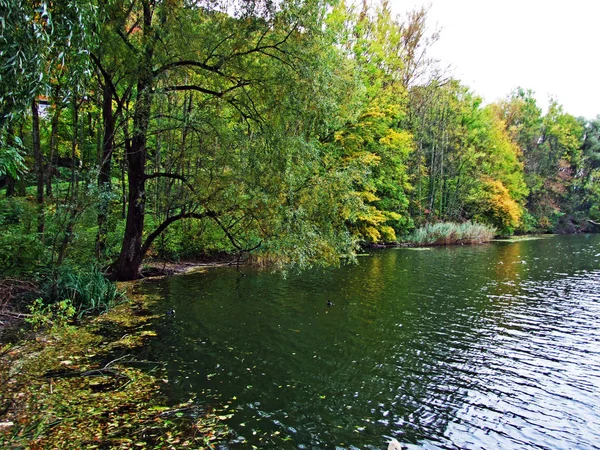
[142,234,600,449]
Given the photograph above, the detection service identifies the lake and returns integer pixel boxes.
[141,234,600,449]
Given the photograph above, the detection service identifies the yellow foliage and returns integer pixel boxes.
[384,211,402,222]
[379,129,413,156]
[355,206,395,243]
[357,188,380,203]
[362,226,381,242]
[357,208,387,226]
[380,225,397,242]
[475,178,523,231]
[358,151,381,166]
[361,104,390,119]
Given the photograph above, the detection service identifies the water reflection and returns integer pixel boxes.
[142,235,600,449]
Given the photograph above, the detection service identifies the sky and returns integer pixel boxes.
[390,0,600,119]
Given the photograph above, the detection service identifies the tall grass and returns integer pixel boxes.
[57,267,124,318]
[407,222,496,246]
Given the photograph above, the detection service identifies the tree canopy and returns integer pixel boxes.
[1,0,597,280]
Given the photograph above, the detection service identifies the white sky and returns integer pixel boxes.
[390,0,600,119]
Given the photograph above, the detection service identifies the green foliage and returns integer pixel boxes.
[25,298,76,330]
[0,0,97,114]
[0,197,45,274]
[495,91,589,231]
[0,135,26,178]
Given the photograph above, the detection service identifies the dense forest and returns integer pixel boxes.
[1,0,599,287]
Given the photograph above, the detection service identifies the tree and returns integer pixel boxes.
[95,0,353,280]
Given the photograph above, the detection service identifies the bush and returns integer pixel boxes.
[26,298,76,330]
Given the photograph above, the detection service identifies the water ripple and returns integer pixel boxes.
[143,235,600,449]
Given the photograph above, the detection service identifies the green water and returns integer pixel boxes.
[142,234,600,449]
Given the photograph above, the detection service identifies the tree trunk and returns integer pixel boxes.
[5,175,15,196]
[15,122,26,196]
[6,129,15,197]
[121,156,127,219]
[110,0,157,281]
[70,96,79,197]
[32,99,44,234]
[46,85,60,196]
[110,121,148,281]
[96,82,115,259]
[111,2,154,280]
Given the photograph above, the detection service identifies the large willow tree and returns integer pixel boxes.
[91,0,361,280]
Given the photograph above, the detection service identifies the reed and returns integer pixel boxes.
[57,267,124,318]
[407,222,496,246]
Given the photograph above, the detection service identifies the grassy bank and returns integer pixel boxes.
[405,222,497,246]
[0,285,231,449]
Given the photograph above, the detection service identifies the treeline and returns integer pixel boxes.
[1,0,599,281]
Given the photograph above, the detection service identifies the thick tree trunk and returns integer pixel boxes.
[111,127,148,280]
[96,82,115,259]
[32,99,44,234]
[110,132,147,280]
[111,1,153,280]
[110,0,157,281]
[5,176,15,196]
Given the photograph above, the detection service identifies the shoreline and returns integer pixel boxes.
[140,233,564,277]
[0,284,231,448]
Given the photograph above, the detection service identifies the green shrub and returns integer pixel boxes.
[25,298,76,331]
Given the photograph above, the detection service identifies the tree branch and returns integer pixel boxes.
[160,80,251,99]
[140,211,216,256]
[227,23,298,61]
[208,211,261,252]
[145,171,196,192]
[153,60,225,78]
[161,85,223,98]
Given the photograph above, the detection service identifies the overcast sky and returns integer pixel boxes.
[390,0,599,119]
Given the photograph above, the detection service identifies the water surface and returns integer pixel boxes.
[143,234,600,449]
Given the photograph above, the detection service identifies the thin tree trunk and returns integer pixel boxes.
[5,129,15,197]
[121,155,127,219]
[17,122,26,196]
[70,96,80,198]
[46,85,61,196]
[32,99,44,234]
[96,82,115,259]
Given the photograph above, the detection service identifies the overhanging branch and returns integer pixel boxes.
[145,171,196,193]
[153,60,225,78]
[160,81,251,98]
[140,211,215,256]
[208,211,261,253]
